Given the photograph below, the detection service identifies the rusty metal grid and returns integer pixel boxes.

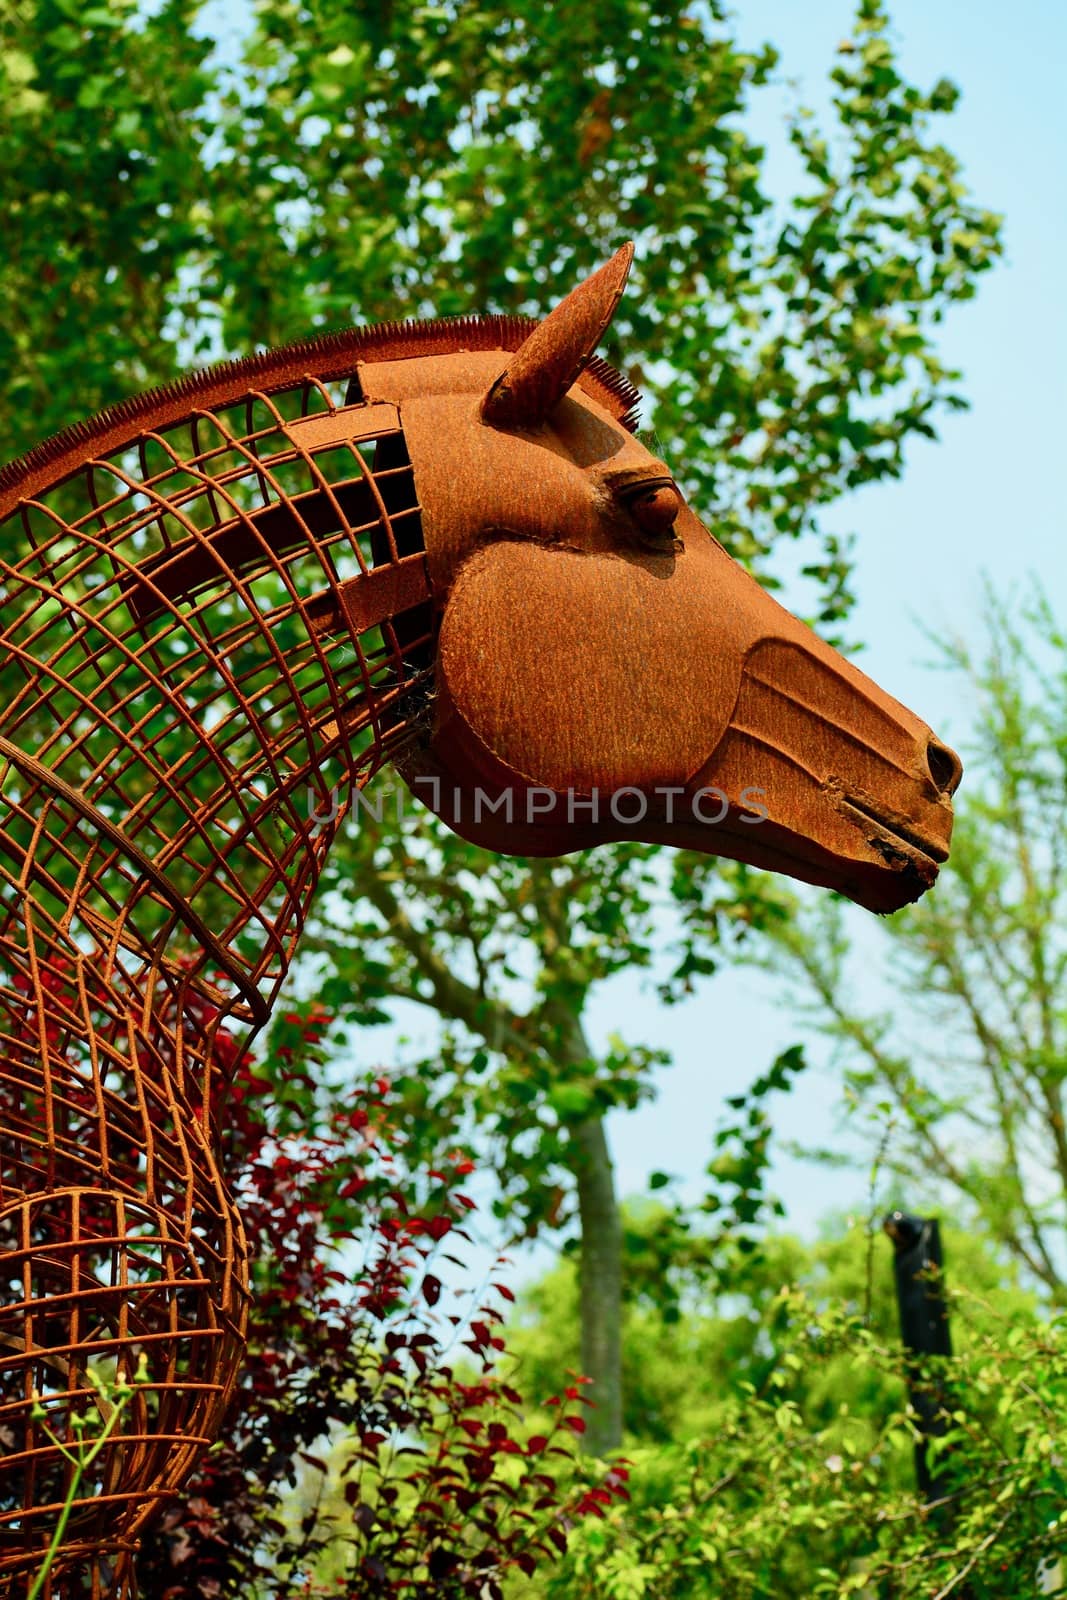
[0,358,436,1594]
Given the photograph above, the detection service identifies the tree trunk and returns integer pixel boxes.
[568,1112,624,1455]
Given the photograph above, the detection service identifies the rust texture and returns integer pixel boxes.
[0,244,960,1594]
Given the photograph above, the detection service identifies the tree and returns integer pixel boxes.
[2,0,1002,627]
[305,811,675,1456]
[2,0,1002,1457]
[0,0,213,447]
[746,586,1067,1299]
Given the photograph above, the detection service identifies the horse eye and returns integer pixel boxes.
[625,481,682,541]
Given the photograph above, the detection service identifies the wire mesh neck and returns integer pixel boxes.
[0,381,431,1027]
[0,371,431,1586]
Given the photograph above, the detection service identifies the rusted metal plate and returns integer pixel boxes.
[337,550,431,637]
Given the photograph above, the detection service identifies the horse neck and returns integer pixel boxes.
[0,611,345,1037]
[0,522,428,1052]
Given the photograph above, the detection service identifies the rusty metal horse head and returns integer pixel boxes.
[366,244,960,912]
[0,244,958,1593]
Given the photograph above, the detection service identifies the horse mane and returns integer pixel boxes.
[0,315,642,516]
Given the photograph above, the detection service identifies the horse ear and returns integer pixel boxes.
[481,242,634,429]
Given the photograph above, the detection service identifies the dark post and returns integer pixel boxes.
[883,1211,954,1503]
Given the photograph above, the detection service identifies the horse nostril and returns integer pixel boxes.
[926,740,963,798]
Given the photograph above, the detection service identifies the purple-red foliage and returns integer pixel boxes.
[136,1002,628,1597]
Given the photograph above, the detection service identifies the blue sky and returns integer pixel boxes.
[751,0,1066,730]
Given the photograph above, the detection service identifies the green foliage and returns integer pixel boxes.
[211,0,999,623]
[529,1309,1067,1599]
[601,1045,810,1324]
[505,1214,1036,1439]
[2,0,1000,625]
[504,1226,1064,1599]
[0,0,213,444]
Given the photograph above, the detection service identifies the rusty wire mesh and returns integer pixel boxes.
[0,343,437,1596]
[0,308,640,1595]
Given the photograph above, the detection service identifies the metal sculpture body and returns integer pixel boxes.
[0,245,960,1595]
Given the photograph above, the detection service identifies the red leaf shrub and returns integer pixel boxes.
[136,1003,625,1596]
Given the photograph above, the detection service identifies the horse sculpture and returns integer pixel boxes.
[0,243,960,1596]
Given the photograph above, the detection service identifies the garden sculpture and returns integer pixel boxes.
[0,243,961,1595]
